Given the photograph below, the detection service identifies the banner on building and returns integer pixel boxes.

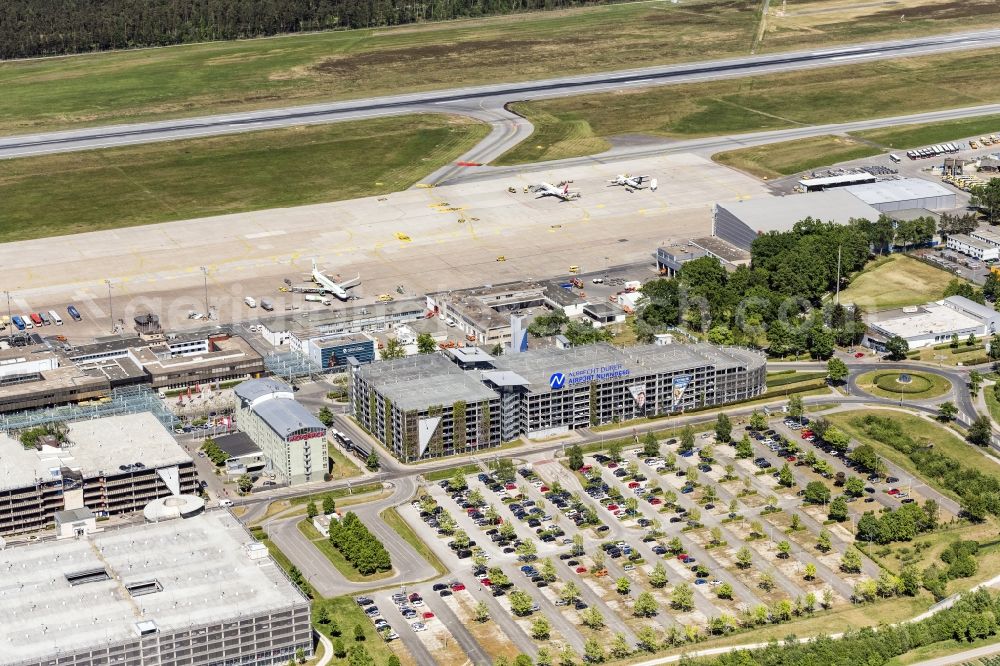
[672,375,692,406]
[628,384,647,414]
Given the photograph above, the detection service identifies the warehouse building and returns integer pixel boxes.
[864,295,1000,350]
[0,511,312,666]
[234,379,327,485]
[946,233,1000,261]
[0,412,197,535]
[712,191,882,251]
[352,342,766,460]
[843,177,957,212]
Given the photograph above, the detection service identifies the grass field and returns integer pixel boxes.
[328,447,363,481]
[298,519,395,583]
[839,255,962,311]
[422,463,481,483]
[713,134,881,179]
[854,370,952,401]
[851,114,1000,150]
[496,48,1000,164]
[312,595,403,665]
[0,1,759,136]
[380,506,448,576]
[827,410,1000,498]
[0,114,487,241]
[7,0,996,137]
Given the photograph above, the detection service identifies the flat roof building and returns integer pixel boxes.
[0,511,312,666]
[712,191,882,251]
[234,379,327,485]
[0,347,110,413]
[798,172,877,191]
[0,412,197,535]
[844,177,957,212]
[865,295,1000,350]
[304,332,376,370]
[259,298,426,347]
[352,342,766,460]
[946,233,1000,261]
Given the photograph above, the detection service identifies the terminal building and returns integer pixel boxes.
[0,412,197,535]
[864,295,1000,350]
[0,511,313,666]
[351,342,766,461]
[234,379,328,486]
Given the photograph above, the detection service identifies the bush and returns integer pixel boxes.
[328,512,392,575]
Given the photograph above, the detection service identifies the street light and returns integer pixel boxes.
[3,291,10,326]
[104,279,113,334]
[200,266,209,319]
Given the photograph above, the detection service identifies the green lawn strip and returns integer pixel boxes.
[328,447,363,480]
[827,410,1000,501]
[985,387,1000,428]
[495,48,1000,165]
[422,463,481,483]
[855,370,951,400]
[0,1,757,136]
[766,371,828,388]
[249,525,318,597]
[289,483,383,507]
[713,134,881,179]
[380,506,448,576]
[885,633,1000,666]
[0,114,488,242]
[311,596,399,664]
[298,519,395,583]
[851,114,1000,150]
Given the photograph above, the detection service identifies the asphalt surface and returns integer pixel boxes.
[3,29,1000,160]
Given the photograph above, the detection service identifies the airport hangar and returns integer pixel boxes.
[0,511,312,666]
[350,342,766,462]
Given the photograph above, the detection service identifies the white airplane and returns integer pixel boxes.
[609,174,657,192]
[530,181,581,201]
[301,259,360,301]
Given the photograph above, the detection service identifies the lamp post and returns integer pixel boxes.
[200,266,209,319]
[104,280,113,333]
[3,291,10,326]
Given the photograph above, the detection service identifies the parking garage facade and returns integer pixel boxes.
[352,342,766,460]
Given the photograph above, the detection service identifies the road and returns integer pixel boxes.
[2,29,1000,160]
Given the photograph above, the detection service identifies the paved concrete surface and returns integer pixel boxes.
[3,29,999,159]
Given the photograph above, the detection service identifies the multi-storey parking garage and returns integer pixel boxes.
[351,342,766,461]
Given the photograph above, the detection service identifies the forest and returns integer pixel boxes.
[1,0,614,59]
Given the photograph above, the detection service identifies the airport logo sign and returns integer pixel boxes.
[549,373,567,390]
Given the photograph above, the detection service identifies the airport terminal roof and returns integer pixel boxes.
[357,353,498,411]
[716,190,882,233]
[0,512,307,665]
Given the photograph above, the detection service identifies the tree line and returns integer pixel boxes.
[327,511,391,575]
[1,0,615,60]
[699,588,1000,666]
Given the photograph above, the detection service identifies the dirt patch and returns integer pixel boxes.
[867,0,997,21]
[643,0,758,25]
[311,39,545,76]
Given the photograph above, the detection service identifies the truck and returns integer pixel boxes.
[67,305,82,321]
[623,280,642,293]
[259,298,274,312]
[244,296,257,308]
[305,294,331,306]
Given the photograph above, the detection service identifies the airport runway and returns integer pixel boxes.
[2,29,1000,160]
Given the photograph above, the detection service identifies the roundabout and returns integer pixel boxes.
[855,369,952,401]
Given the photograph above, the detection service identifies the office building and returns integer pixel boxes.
[865,295,1000,350]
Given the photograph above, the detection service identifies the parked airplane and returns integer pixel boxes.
[300,259,360,300]
[609,174,657,192]
[530,181,581,201]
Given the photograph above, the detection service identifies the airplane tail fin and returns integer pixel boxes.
[563,183,569,195]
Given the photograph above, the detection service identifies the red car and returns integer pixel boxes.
[540,486,549,493]
[786,456,796,462]
[422,612,435,620]
[677,553,688,561]
[649,498,663,505]
[575,566,587,574]
[887,488,900,496]
[607,462,618,469]
[628,481,640,489]
[580,465,592,473]
[606,504,619,512]
[408,593,421,602]
[854,352,865,358]
[504,483,517,490]
[450,582,466,591]
[481,578,492,587]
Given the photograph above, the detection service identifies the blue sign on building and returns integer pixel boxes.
[549,372,566,390]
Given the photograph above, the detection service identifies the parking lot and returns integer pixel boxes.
[346,408,958,662]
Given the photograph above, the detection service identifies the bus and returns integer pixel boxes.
[20,314,32,329]
[11,316,25,331]
[48,310,63,326]
[29,313,43,327]
[67,305,82,321]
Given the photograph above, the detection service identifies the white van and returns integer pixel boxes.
[219,499,234,508]
[244,296,256,308]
